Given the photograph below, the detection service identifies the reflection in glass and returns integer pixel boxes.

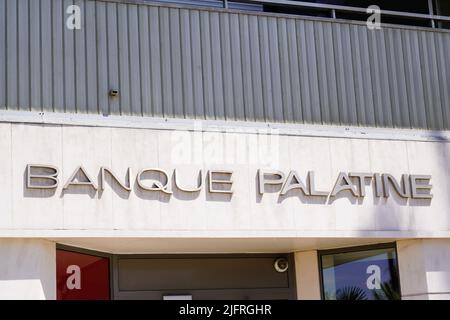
[321,247,401,300]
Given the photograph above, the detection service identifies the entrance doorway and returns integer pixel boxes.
[112,254,296,300]
[56,246,297,300]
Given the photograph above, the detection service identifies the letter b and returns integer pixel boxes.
[27,164,59,189]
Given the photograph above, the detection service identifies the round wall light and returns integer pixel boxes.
[274,257,289,273]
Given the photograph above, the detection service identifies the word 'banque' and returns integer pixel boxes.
[26,165,433,199]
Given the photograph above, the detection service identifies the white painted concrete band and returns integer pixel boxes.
[0,110,449,143]
[0,230,449,238]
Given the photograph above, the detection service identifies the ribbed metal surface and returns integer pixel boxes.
[0,0,449,129]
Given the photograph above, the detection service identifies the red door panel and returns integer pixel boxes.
[56,249,110,300]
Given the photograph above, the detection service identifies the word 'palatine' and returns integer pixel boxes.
[26,165,433,199]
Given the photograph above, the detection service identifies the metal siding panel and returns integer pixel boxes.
[286,19,302,122]
[6,0,18,109]
[210,12,225,119]
[41,0,52,111]
[340,24,357,125]
[239,14,255,121]
[0,0,7,109]
[118,4,131,115]
[402,31,420,128]
[160,7,173,118]
[305,21,321,124]
[221,13,235,120]
[278,18,293,123]
[189,10,204,119]
[249,15,264,121]
[18,0,29,110]
[410,31,428,129]
[0,0,5,109]
[314,22,330,124]
[96,1,108,115]
[350,25,367,125]
[443,34,450,129]
[332,24,347,125]
[375,29,393,128]
[3,1,450,130]
[64,0,76,113]
[323,22,339,125]
[149,6,162,117]
[30,0,41,111]
[180,9,194,118]
[259,17,273,121]
[297,20,312,123]
[269,17,283,123]
[200,11,213,120]
[393,29,411,128]
[367,29,383,127]
[384,29,401,128]
[52,0,64,112]
[128,5,142,116]
[425,33,444,130]
[74,0,87,113]
[107,2,120,115]
[419,32,437,130]
[435,33,450,128]
[138,6,151,117]
[169,8,183,118]
[230,14,245,121]
[85,0,98,113]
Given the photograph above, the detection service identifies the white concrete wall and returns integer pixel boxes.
[294,251,321,300]
[0,122,449,242]
[0,239,55,300]
[397,239,450,300]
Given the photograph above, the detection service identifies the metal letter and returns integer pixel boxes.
[26,164,59,189]
[280,171,309,196]
[137,168,172,194]
[174,169,203,192]
[330,172,359,197]
[374,173,384,197]
[258,169,285,195]
[308,171,328,197]
[100,167,132,192]
[382,174,410,198]
[349,172,373,197]
[410,175,433,199]
[208,170,233,194]
[63,166,98,190]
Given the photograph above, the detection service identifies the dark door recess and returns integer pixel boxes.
[112,254,297,300]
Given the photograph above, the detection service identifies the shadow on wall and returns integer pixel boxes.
[434,133,450,229]
[358,133,450,242]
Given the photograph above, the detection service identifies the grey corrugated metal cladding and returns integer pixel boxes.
[0,0,449,130]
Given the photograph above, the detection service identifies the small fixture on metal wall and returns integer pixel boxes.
[274,258,289,273]
[109,89,119,97]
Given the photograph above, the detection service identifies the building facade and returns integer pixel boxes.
[0,0,449,300]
